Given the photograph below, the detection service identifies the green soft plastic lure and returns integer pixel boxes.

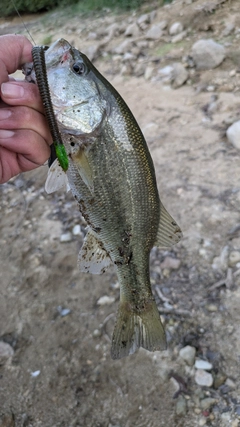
[32,46,69,172]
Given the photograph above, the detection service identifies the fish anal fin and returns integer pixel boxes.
[111,298,166,360]
[72,148,94,193]
[78,228,112,274]
[155,201,182,248]
[45,159,70,194]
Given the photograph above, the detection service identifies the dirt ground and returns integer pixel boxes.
[1,0,240,426]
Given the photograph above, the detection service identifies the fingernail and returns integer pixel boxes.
[0,130,14,138]
[0,110,11,120]
[1,83,24,99]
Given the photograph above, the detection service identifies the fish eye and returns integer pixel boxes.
[72,61,86,75]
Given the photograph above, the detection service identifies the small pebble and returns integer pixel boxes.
[60,232,72,243]
[198,417,207,426]
[57,307,71,317]
[179,345,196,366]
[31,370,40,377]
[225,378,236,389]
[175,395,187,416]
[195,369,213,387]
[97,296,115,305]
[72,224,81,235]
[0,341,14,364]
[195,359,213,371]
[232,420,239,427]
[200,398,217,410]
[206,304,218,312]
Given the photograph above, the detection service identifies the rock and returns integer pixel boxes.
[172,63,188,88]
[160,256,181,270]
[229,251,240,266]
[106,22,120,38]
[206,304,218,312]
[31,370,40,377]
[200,398,217,410]
[114,40,133,55]
[60,232,72,242]
[195,359,213,371]
[57,306,71,317]
[86,44,100,61]
[172,31,187,43]
[225,378,236,389]
[212,246,229,271]
[222,23,235,37]
[175,395,187,416]
[137,13,150,27]
[169,22,184,36]
[179,345,196,366]
[191,39,226,70]
[97,295,115,305]
[145,24,164,40]
[198,418,207,427]
[72,224,82,236]
[0,341,14,364]
[227,121,240,150]
[158,65,173,84]
[195,369,213,387]
[124,23,140,37]
[144,65,155,81]
[214,373,227,389]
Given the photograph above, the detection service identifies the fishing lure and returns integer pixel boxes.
[31,46,69,172]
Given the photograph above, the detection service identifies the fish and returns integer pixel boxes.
[27,38,182,359]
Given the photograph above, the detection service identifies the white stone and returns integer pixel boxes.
[31,370,40,377]
[72,224,81,235]
[227,121,240,150]
[169,22,184,36]
[179,345,196,366]
[195,369,213,387]
[195,359,213,370]
[97,296,115,305]
[60,232,72,242]
[191,39,226,70]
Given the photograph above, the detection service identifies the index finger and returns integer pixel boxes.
[0,34,33,84]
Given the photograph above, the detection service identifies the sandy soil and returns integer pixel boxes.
[1,1,240,426]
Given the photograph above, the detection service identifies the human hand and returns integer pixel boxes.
[0,34,52,184]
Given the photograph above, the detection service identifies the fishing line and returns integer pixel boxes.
[10,0,36,45]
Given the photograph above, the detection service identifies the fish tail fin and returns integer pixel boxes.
[111,299,166,360]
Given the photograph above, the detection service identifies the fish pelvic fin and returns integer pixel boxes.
[45,159,70,194]
[155,201,182,248]
[111,298,166,360]
[78,227,112,274]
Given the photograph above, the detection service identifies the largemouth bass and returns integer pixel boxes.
[27,39,182,359]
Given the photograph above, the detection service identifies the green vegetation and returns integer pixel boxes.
[0,0,146,17]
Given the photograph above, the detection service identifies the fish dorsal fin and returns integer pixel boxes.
[71,148,94,193]
[45,159,70,194]
[78,227,112,274]
[155,202,182,248]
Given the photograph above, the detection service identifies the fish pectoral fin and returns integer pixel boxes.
[72,148,94,193]
[45,159,70,194]
[78,228,112,274]
[154,201,182,248]
[111,298,166,360]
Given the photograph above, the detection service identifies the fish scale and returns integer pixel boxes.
[28,38,182,359]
